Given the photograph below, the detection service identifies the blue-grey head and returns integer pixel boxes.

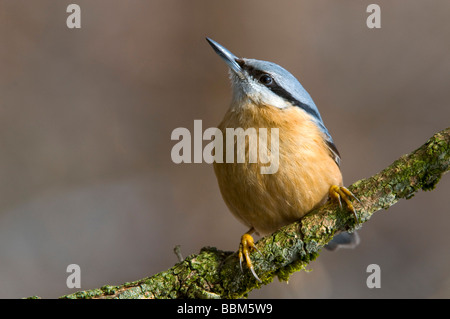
[206,37,340,165]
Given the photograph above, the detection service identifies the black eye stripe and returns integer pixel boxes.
[236,59,322,120]
[239,62,299,103]
[237,60,267,81]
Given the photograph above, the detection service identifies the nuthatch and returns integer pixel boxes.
[206,38,359,282]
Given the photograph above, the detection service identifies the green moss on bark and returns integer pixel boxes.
[55,128,449,299]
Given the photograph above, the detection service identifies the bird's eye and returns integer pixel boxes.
[259,74,273,86]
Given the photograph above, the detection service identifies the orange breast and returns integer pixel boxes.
[213,102,343,235]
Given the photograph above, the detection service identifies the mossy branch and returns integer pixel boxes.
[59,127,449,299]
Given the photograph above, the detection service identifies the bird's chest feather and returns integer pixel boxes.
[213,103,342,234]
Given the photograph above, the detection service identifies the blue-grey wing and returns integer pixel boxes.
[325,138,341,167]
[325,231,360,251]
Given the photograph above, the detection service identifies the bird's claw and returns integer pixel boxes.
[329,185,360,223]
[238,233,262,283]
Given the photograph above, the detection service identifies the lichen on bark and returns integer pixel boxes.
[56,127,449,299]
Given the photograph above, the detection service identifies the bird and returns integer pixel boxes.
[206,37,359,282]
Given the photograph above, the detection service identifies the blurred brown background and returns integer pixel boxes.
[0,0,449,298]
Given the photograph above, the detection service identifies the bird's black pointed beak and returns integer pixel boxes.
[206,37,243,76]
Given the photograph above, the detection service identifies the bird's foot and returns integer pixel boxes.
[238,232,262,283]
[329,185,360,223]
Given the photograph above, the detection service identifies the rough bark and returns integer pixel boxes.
[57,127,449,299]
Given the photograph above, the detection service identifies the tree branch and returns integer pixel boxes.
[59,127,449,299]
